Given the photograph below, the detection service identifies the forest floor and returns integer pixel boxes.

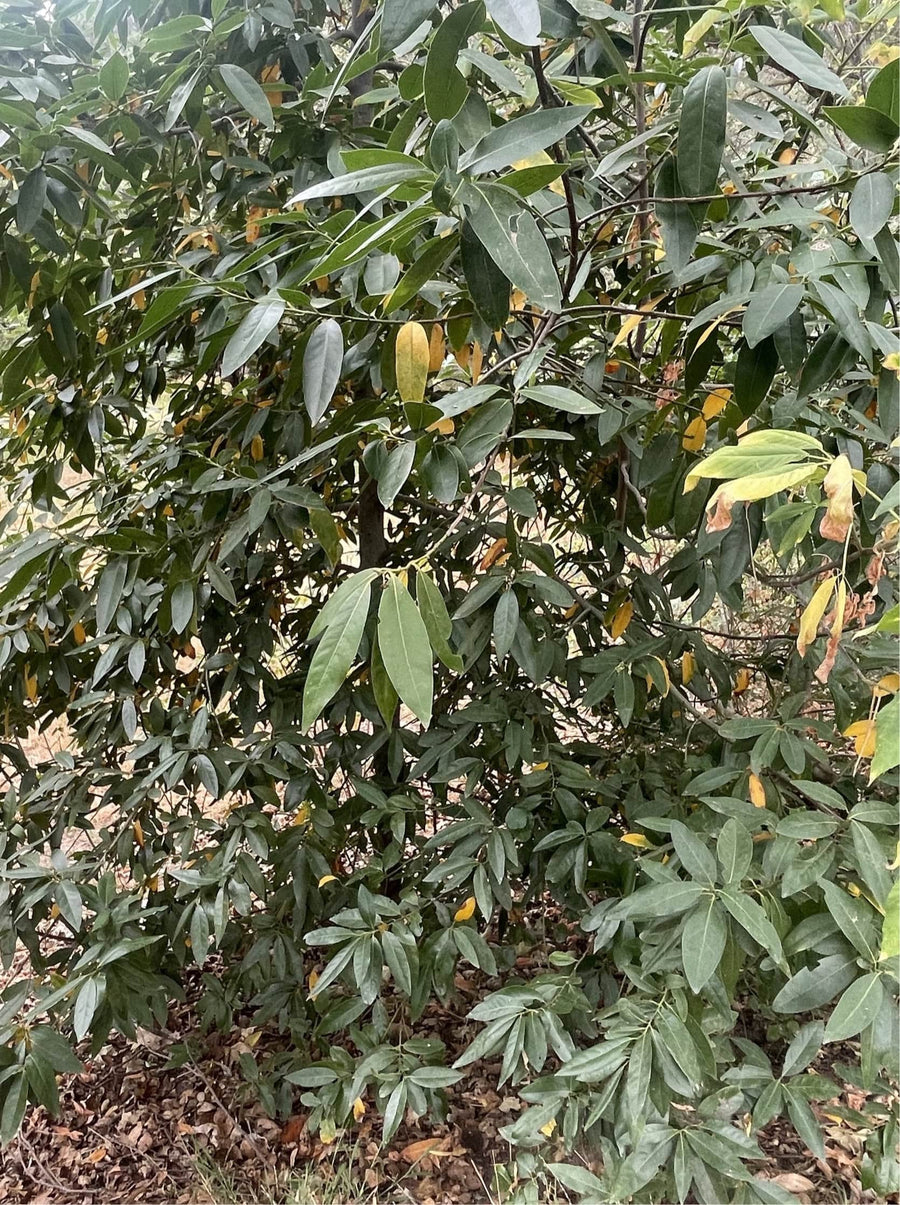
[0,950,888,1205]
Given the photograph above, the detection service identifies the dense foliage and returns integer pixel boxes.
[0,0,898,1198]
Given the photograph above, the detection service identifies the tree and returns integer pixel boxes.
[0,0,897,1197]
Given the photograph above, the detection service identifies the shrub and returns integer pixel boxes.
[0,0,897,1199]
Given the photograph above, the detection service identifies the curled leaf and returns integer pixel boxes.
[820,454,854,543]
[844,718,876,758]
[454,897,476,922]
[797,575,836,657]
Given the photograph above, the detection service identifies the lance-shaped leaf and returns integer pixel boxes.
[655,154,700,272]
[302,578,373,730]
[462,182,562,313]
[681,896,727,993]
[749,26,849,96]
[303,318,344,424]
[485,0,540,44]
[824,973,885,1042]
[287,164,430,205]
[219,63,274,128]
[677,66,727,198]
[380,0,437,51]
[850,172,894,241]
[378,576,434,726]
[395,321,429,403]
[222,298,285,376]
[743,284,803,349]
[459,106,592,175]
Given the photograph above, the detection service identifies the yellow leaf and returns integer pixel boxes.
[479,537,508,570]
[734,668,751,694]
[314,275,329,293]
[428,323,445,372]
[352,1097,366,1121]
[681,651,695,685]
[820,454,854,542]
[797,576,836,657]
[610,599,633,640]
[874,673,900,697]
[682,416,707,453]
[133,819,144,847]
[454,897,476,923]
[317,874,337,887]
[308,969,319,991]
[749,773,766,808]
[540,1117,557,1137]
[702,388,731,419]
[319,1118,337,1144]
[454,342,471,370]
[96,327,108,346]
[651,656,670,697]
[73,621,86,645]
[620,832,652,848]
[395,321,429,402]
[843,719,876,758]
[471,341,483,383]
[610,297,663,350]
[888,842,900,871]
[250,434,264,461]
[883,352,900,373]
[24,666,37,702]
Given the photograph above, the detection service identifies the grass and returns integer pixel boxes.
[189,1139,391,1205]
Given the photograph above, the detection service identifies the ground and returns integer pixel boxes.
[0,958,890,1205]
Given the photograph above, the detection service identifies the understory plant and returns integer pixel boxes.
[0,0,898,1200]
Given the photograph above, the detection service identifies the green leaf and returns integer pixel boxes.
[615,880,705,919]
[460,219,510,329]
[96,559,128,635]
[309,569,381,641]
[871,693,900,781]
[547,1161,607,1198]
[868,58,900,125]
[289,164,429,204]
[720,887,786,969]
[377,576,434,726]
[677,66,727,198]
[0,1071,27,1145]
[303,319,343,425]
[462,182,562,312]
[773,954,858,1013]
[823,105,899,153]
[485,0,540,45]
[493,589,519,660]
[218,63,274,129]
[521,386,602,415]
[417,571,463,671]
[377,442,416,508]
[824,973,885,1042]
[749,26,849,96]
[17,167,47,234]
[880,881,899,962]
[222,298,285,377]
[424,3,483,122]
[170,580,194,634]
[682,896,727,993]
[742,284,804,349]
[850,173,894,241]
[822,881,878,960]
[670,820,718,883]
[656,154,700,273]
[716,818,752,885]
[781,1020,823,1078]
[73,978,100,1041]
[99,52,129,102]
[459,106,592,175]
[206,561,237,606]
[735,337,779,414]
[302,577,372,730]
[380,0,437,50]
